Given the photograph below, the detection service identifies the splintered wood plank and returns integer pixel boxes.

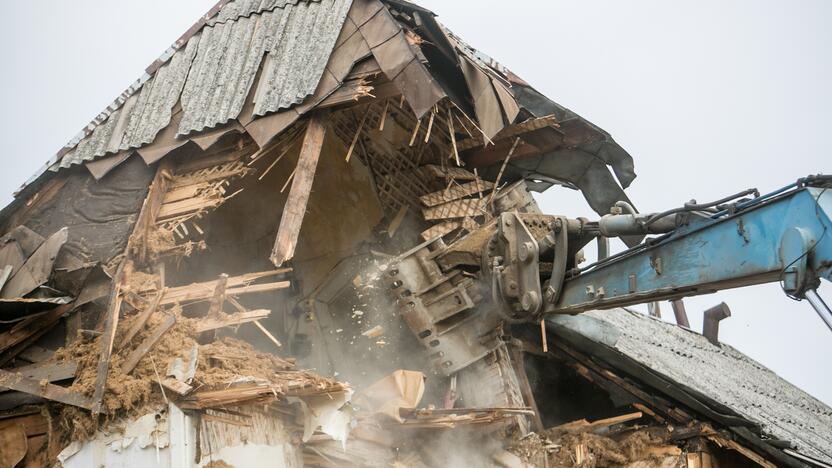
[121,314,177,375]
[423,164,476,180]
[422,198,487,221]
[118,288,165,351]
[270,113,328,267]
[0,361,77,390]
[420,221,461,241]
[195,310,271,333]
[0,368,91,409]
[419,181,494,207]
[0,303,71,362]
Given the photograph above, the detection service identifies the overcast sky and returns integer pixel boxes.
[0,1,829,404]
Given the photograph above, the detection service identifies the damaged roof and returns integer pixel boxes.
[549,309,832,466]
[12,0,638,224]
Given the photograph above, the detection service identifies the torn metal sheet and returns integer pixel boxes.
[1,228,67,299]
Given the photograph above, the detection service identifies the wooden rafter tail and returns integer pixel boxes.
[271,112,328,267]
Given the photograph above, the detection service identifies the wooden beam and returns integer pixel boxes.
[0,303,71,357]
[118,288,165,351]
[121,314,177,375]
[0,361,77,390]
[0,368,91,409]
[270,113,328,267]
[195,310,271,333]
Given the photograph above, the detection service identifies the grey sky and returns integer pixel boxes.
[0,1,829,404]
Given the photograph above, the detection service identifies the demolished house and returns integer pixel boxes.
[0,0,830,466]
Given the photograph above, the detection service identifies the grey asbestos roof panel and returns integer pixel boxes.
[57,36,201,169]
[550,309,832,465]
[208,0,318,25]
[251,0,352,117]
[55,0,351,168]
[177,0,351,135]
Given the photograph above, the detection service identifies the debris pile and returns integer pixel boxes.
[0,0,830,467]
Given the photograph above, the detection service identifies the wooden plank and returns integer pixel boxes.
[161,280,290,305]
[1,361,77,389]
[553,411,643,433]
[118,288,165,351]
[270,113,328,267]
[121,314,177,375]
[0,303,71,355]
[195,310,271,333]
[152,269,290,304]
[161,377,192,396]
[0,368,91,409]
[419,181,494,207]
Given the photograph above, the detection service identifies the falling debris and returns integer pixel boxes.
[0,0,829,467]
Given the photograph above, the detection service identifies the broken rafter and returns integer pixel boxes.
[0,302,72,366]
[271,113,328,267]
[195,309,271,333]
[118,288,165,351]
[0,368,91,409]
[121,314,177,375]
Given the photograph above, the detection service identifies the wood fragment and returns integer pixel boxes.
[252,320,282,349]
[379,99,389,131]
[118,288,165,351]
[121,314,177,375]
[0,368,91,409]
[161,377,192,396]
[153,270,291,305]
[424,107,436,143]
[345,106,371,162]
[554,411,643,433]
[487,137,521,210]
[280,167,296,193]
[540,319,548,353]
[408,117,422,146]
[386,206,408,238]
[448,109,460,166]
[257,140,295,181]
[0,303,71,359]
[271,113,328,267]
[195,310,271,333]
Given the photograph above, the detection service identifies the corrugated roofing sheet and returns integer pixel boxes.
[551,309,832,465]
[58,36,201,169]
[178,0,350,134]
[251,0,352,117]
[208,0,318,25]
[55,0,351,167]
